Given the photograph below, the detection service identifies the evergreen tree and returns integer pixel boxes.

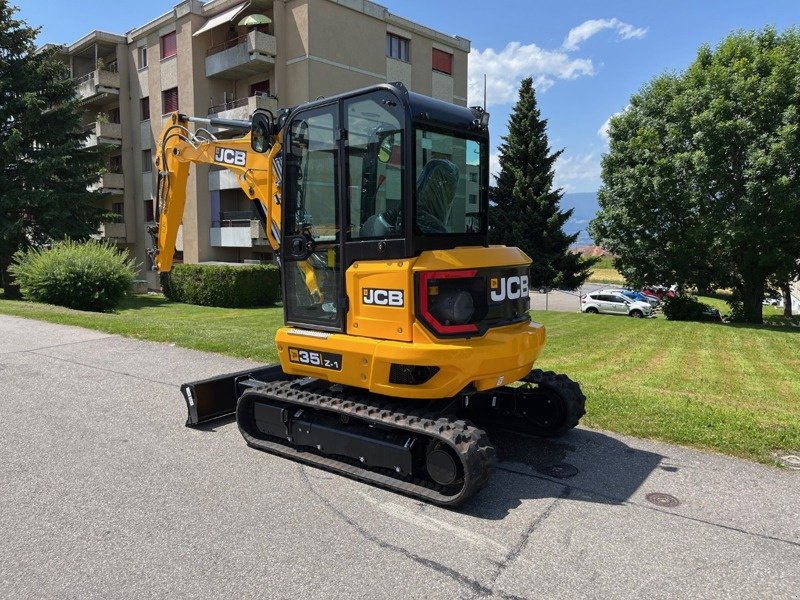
[489,77,595,290]
[0,0,105,296]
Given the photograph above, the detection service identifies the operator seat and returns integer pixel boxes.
[416,159,459,233]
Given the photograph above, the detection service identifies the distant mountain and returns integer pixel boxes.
[560,191,599,246]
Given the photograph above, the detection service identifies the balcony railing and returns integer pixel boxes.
[212,210,258,227]
[99,221,127,240]
[83,121,123,146]
[74,69,121,104]
[208,92,279,123]
[205,30,276,79]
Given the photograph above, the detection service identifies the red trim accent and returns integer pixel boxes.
[419,270,479,334]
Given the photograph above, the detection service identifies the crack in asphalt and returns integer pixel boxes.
[468,487,572,600]
[0,335,116,356]
[28,350,178,388]
[497,465,800,549]
[297,465,512,598]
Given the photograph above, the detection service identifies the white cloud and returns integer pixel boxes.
[597,105,629,142]
[563,18,648,52]
[468,41,594,106]
[554,152,602,192]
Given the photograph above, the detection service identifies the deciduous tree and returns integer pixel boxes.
[591,28,800,323]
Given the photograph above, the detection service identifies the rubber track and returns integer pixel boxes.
[236,379,497,507]
[464,369,587,437]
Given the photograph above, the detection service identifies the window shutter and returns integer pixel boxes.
[432,49,453,75]
[160,32,177,59]
[163,88,179,114]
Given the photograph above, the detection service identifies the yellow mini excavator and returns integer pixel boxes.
[152,83,585,506]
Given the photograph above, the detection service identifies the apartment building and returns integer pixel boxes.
[56,0,470,289]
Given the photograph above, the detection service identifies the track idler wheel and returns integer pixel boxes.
[426,442,461,487]
[517,370,586,437]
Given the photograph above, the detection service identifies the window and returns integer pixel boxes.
[112,202,125,223]
[109,155,122,174]
[386,33,409,62]
[345,95,404,239]
[142,149,152,173]
[160,31,177,60]
[415,129,485,234]
[144,199,155,222]
[432,48,453,75]
[469,172,478,183]
[468,194,477,205]
[108,107,120,124]
[138,46,148,69]
[141,97,150,121]
[162,87,178,114]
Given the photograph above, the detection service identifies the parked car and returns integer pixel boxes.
[642,285,676,300]
[601,288,660,308]
[581,291,653,318]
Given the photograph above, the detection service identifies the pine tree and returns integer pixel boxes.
[0,0,106,296]
[489,77,596,290]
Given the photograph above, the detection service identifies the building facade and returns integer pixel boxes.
[56,0,470,288]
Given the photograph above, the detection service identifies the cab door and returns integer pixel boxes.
[281,104,344,331]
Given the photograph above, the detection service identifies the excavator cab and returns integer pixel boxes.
[271,84,490,333]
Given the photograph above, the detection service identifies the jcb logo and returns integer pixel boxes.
[214,147,247,166]
[363,288,404,307]
[490,275,529,302]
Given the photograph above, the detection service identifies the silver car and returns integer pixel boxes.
[581,291,653,318]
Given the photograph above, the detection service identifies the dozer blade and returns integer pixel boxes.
[180,365,287,427]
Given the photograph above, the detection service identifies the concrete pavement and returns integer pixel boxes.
[0,315,797,599]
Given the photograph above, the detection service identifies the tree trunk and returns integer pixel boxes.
[740,278,765,324]
[782,281,793,317]
[0,255,21,299]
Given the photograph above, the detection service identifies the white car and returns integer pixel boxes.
[581,291,653,318]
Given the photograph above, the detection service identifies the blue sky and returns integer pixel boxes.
[16,0,800,192]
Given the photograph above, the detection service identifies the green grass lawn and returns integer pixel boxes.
[0,294,798,465]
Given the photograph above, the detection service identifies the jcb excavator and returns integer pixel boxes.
[153,82,585,506]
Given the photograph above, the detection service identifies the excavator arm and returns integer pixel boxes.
[150,112,284,272]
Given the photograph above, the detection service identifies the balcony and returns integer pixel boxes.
[99,221,127,241]
[208,93,279,121]
[74,69,120,105]
[209,169,241,191]
[84,121,122,147]
[210,211,268,247]
[205,30,276,79]
[89,172,124,194]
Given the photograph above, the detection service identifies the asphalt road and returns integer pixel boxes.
[1,315,797,599]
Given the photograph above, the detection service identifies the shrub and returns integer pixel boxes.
[662,294,712,321]
[10,240,137,312]
[161,263,279,308]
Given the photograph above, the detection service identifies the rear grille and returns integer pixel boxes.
[389,364,440,385]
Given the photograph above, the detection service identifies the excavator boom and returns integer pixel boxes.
[152,113,283,272]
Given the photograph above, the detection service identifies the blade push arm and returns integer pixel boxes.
[151,113,283,272]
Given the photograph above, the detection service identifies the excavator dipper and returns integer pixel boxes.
[152,82,585,506]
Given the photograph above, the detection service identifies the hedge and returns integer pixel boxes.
[161,263,280,308]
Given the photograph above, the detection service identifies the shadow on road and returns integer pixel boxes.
[461,427,664,520]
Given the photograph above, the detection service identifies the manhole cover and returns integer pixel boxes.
[538,463,579,479]
[645,492,680,507]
